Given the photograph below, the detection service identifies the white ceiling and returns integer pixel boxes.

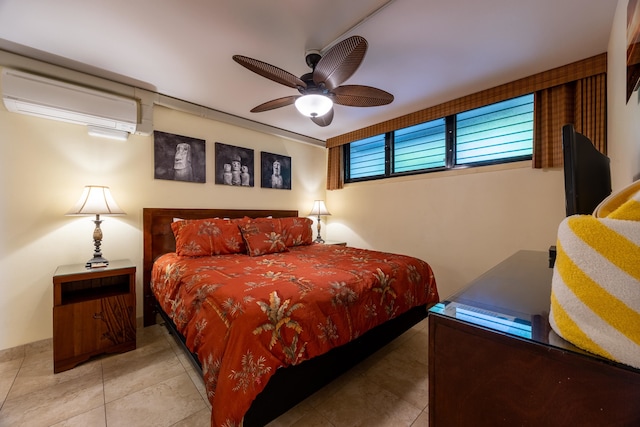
[0,0,617,143]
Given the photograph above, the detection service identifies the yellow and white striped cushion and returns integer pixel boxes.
[549,180,640,369]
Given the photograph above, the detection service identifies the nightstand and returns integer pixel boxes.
[53,259,136,373]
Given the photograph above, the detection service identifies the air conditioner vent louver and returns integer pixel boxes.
[1,68,137,133]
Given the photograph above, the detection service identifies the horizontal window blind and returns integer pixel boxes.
[394,119,446,172]
[348,134,386,179]
[456,94,534,165]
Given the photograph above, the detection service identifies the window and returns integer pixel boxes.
[456,95,534,165]
[348,134,386,179]
[345,94,534,182]
[394,119,446,172]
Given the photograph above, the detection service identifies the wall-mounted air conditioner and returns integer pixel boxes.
[1,68,137,134]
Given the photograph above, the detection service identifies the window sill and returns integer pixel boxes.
[345,160,532,187]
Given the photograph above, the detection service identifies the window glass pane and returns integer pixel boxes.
[456,94,534,165]
[394,119,446,172]
[349,134,385,179]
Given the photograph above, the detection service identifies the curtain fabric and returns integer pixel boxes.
[533,73,607,169]
[327,146,343,190]
[575,73,607,153]
[533,84,574,168]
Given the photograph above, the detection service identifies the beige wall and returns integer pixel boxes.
[326,157,565,300]
[0,102,326,351]
[326,0,640,301]
[2,0,638,352]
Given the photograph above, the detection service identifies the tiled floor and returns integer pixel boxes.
[0,318,429,426]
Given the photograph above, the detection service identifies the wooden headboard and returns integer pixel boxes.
[142,207,298,326]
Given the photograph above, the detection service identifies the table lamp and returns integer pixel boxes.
[308,200,331,243]
[67,185,125,268]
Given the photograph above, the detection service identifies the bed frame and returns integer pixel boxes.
[142,207,429,426]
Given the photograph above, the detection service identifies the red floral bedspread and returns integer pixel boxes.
[151,244,438,426]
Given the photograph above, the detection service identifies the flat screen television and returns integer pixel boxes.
[562,124,612,216]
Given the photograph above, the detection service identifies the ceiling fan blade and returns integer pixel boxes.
[250,96,300,113]
[313,36,368,90]
[332,85,394,107]
[233,55,307,89]
[310,108,334,127]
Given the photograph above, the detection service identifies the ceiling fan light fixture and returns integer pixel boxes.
[234,36,390,127]
[294,94,333,118]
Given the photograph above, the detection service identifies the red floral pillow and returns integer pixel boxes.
[279,217,313,247]
[171,218,246,256]
[231,216,251,228]
[239,220,288,256]
[252,216,282,230]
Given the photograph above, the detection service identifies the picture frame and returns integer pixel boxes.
[153,131,206,183]
[260,151,291,190]
[627,0,640,103]
[214,142,254,187]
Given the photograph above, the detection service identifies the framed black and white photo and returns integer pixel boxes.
[260,152,291,190]
[214,142,254,187]
[627,0,640,102]
[154,131,206,183]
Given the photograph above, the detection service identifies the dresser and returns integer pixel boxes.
[428,250,640,426]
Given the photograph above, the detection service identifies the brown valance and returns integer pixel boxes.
[326,53,607,149]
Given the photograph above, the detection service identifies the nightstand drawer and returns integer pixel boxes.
[53,294,135,367]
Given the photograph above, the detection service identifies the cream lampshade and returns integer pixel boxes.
[308,200,331,243]
[67,185,125,268]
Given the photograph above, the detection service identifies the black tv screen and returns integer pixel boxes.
[562,124,612,216]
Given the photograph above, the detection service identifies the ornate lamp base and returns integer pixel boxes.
[314,214,325,244]
[86,256,109,268]
[86,215,109,268]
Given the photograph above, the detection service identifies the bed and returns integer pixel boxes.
[142,207,439,426]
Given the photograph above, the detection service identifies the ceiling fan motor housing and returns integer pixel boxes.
[298,73,330,95]
[305,49,322,69]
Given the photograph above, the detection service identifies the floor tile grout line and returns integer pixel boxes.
[0,355,25,412]
[103,364,193,410]
[101,360,108,427]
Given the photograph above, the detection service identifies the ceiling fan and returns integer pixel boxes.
[232,35,394,127]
